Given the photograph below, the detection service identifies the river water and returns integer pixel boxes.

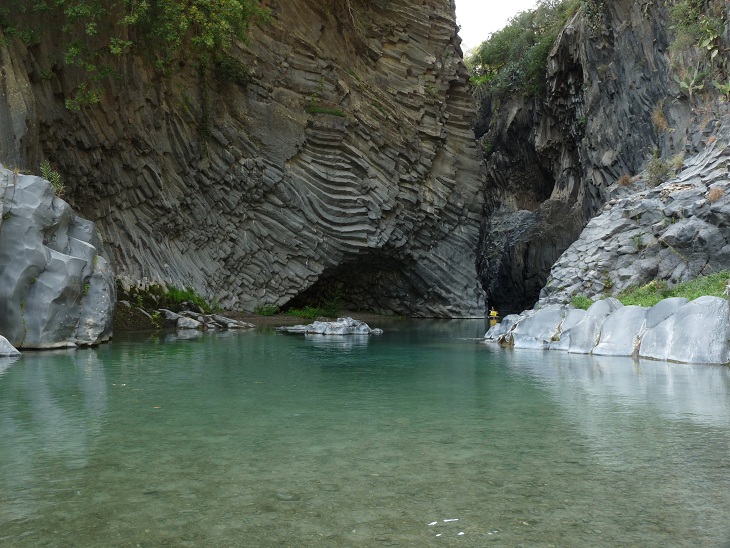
[1,320,729,547]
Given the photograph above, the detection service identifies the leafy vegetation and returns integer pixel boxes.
[39,160,64,196]
[306,105,346,117]
[117,281,218,313]
[285,293,342,319]
[0,0,269,109]
[616,271,730,307]
[466,0,579,97]
[668,0,728,98]
[646,150,674,187]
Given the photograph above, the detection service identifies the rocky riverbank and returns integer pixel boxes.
[485,114,730,366]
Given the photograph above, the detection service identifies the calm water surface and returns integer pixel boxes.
[1,320,729,547]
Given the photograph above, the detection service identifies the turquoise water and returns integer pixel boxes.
[1,320,729,547]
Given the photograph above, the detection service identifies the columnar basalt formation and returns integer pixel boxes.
[0,0,486,317]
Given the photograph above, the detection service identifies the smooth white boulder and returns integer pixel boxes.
[278,317,382,335]
[592,305,647,356]
[512,307,566,349]
[640,296,729,364]
[566,298,623,354]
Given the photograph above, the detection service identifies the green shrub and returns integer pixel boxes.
[286,293,342,319]
[571,294,593,309]
[305,105,346,117]
[118,281,217,313]
[467,0,578,97]
[646,151,674,187]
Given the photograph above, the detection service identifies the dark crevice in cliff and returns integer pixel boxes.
[474,0,694,314]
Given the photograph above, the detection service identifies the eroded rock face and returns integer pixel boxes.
[0,0,486,317]
[475,0,695,313]
[0,166,115,348]
[539,125,730,306]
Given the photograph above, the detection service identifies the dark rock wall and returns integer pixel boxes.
[476,0,693,314]
[0,0,486,317]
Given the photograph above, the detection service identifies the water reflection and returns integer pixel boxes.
[303,333,372,350]
[0,356,19,377]
[503,350,730,428]
[0,348,108,523]
[1,328,729,546]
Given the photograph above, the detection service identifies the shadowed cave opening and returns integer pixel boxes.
[285,257,420,317]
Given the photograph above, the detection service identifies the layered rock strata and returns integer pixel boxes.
[476,0,697,313]
[0,0,486,317]
[486,296,730,365]
[0,165,115,348]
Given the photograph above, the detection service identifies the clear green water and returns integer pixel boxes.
[1,320,729,547]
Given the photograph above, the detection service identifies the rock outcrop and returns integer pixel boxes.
[0,0,486,317]
[0,165,115,348]
[475,0,701,313]
[486,296,730,365]
[538,120,730,305]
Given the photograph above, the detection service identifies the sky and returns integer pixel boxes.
[456,0,540,55]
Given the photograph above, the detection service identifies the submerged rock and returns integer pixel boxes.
[278,317,383,335]
[0,166,115,348]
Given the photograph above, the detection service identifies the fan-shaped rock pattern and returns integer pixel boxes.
[0,0,486,317]
[0,166,115,348]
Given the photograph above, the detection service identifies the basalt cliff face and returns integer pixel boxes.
[0,0,485,317]
[474,0,720,314]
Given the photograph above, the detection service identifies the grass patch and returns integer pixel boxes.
[616,271,730,307]
[571,294,593,310]
[254,304,280,316]
[306,105,346,117]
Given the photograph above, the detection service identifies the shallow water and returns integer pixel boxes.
[1,320,729,547]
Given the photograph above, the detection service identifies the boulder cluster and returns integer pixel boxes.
[486,296,730,365]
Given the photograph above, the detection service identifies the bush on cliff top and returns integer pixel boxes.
[466,0,579,97]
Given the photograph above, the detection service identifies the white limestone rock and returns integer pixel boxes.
[0,166,115,348]
[278,317,382,335]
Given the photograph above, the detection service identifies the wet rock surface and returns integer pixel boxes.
[0,166,115,348]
